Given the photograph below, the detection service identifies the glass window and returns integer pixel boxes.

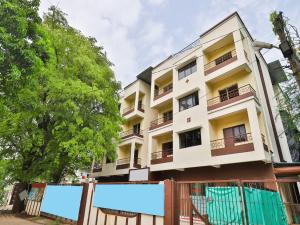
[233,124,247,142]
[179,92,199,111]
[178,60,197,80]
[179,128,201,149]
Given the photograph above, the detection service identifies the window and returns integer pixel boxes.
[233,124,247,142]
[215,51,232,65]
[223,124,247,145]
[133,123,141,135]
[179,128,201,148]
[162,142,173,157]
[219,84,239,102]
[163,110,173,122]
[179,92,199,111]
[138,100,143,110]
[178,60,197,80]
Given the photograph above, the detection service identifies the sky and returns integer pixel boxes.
[39,0,300,87]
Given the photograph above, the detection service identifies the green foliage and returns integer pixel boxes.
[0,160,10,205]
[269,11,286,36]
[279,73,300,134]
[0,0,48,93]
[0,4,122,183]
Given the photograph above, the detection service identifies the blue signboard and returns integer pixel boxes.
[40,185,83,221]
[93,184,164,216]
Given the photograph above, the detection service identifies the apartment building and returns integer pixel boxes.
[90,12,292,182]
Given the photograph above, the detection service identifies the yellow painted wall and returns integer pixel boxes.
[157,104,172,119]
[153,134,172,153]
[117,145,131,159]
[207,70,255,99]
[123,117,143,131]
[206,43,235,63]
[210,111,251,140]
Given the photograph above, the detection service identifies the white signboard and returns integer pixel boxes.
[129,168,149,181]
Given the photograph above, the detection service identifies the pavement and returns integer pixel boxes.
[0,214,66,225]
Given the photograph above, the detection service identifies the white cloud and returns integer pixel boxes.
[39,0,300,86]
[39,0,142,87]
[147,0,168,6]
[140,21,165,44]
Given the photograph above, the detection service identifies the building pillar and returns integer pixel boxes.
[233,29,246,62]
[247,102,265,158]
[130,141,136,168]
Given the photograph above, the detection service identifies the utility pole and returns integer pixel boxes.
[270,11,300,87]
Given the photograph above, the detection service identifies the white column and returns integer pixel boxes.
[130,141,136,168]
[134,84,140,111]
[247,102,265,158]
[233,29,245,62]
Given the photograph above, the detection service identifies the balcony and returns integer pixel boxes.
[204,49,237,75]
[151,148,173,164]
[154,83,173,100]
[120,129,143,139]
[207,84,258,111]
[150,115,173,130]
[123,106,134,116]
[211,133,254,156]
[116,158,130,169]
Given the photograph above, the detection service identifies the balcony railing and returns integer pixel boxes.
[151,148,173,164]
[211,133,254,156]
[116,157,130,169]
[204,49,237,75]
[154,83,173,100]
[150,115,173,130]
[122,103,144,116]
[207,84,257,111]
[123,106,134,116]
[120,129,143,139]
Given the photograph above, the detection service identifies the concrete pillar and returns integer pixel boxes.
[233,29,245,62]
[130,141,136,168]
[247,102,265,158]
[134,84,140,111]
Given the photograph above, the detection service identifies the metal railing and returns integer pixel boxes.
[151,148,173,160]
[211,133,253,150]
[207,84,257,107]
[120,129,143,138]
[122,106,134,115]
[154,83,173,99]
[204,49,237,72]
[150,115,173,129]
[116,158,130,165]
[176,179,296,225]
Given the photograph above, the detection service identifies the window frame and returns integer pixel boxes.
[178,60,197,80]
[179,91,199,111]
[179,128,202,149]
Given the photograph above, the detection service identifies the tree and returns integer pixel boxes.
[0,0,50,184]
[0,0,48,94]
[0,5,122,184]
